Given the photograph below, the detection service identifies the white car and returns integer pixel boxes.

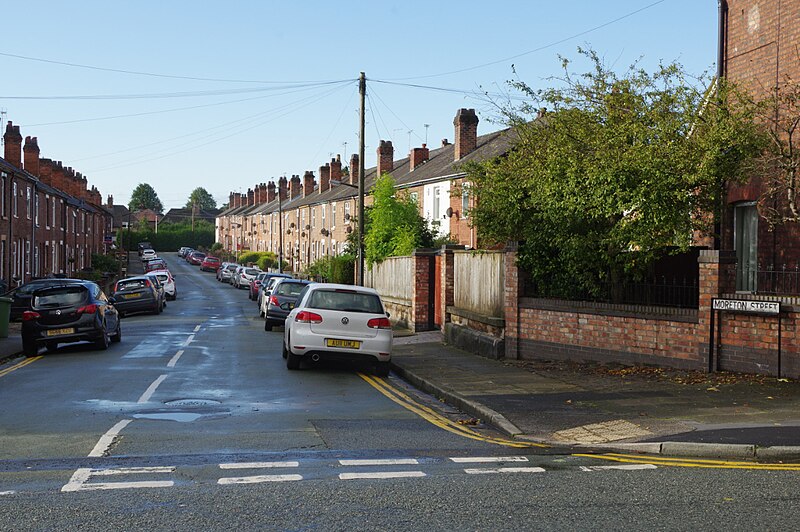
[141,249,157,261]
[283,283,392,376]
[234,267,261,289]
[150,269,177,300]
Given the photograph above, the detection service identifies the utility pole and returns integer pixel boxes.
[358,72,366,286]
[278,190,283,273]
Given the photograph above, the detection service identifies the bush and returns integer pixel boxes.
[91,253,120,274]
[305,254,355,284]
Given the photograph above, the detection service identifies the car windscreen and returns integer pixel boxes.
[226,265,238,271]
[275,282,307,297]
[308,289,384,313]
[154,273,170,282]
[33,286,88,308]
[244,268,260,276]
[116,279,149,291]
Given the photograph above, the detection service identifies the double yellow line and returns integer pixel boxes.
[0,356,42,378]
[359,373,546,448]
[575,452,800,471]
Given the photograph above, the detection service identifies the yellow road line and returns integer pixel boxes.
[359,373,546,448]
[574,453,800,471]
[0,356,42,378]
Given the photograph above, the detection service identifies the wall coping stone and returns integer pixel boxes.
[519,297,699,323]
[448,306,505,328]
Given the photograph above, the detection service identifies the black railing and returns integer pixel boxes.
[737,264,800,295]
[524,276,700,309]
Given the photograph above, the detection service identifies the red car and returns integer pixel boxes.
[144,259,168,273]
[200,256,221,272]
[187,251,206,265]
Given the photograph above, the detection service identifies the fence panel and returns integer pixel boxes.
[364,256,413,303]
[453,251,504,318]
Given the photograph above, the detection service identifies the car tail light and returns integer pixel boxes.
[144,279,152,288]
[22,311,41,321]
[367,317,391,329]
[77,304,98,315]
[270,295,280,306]
[295,311,323,324]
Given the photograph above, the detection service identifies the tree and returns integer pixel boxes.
[466,48,764,298]
[365,174,436,266]
[185,187,217,211]
[129,183,164,214]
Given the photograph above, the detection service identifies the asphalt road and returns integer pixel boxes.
[0,253,798,530]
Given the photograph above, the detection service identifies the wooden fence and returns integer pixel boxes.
[453,250,504,318]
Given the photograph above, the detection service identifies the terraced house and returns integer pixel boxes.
[216,108,514,272]
[1,121,113,289]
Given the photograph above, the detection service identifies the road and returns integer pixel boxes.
[0,254,798,530]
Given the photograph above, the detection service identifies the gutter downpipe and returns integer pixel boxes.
[715,0,728,251]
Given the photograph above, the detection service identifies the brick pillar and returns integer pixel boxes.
[411,250,435,332]
[439,245,463,340]
[504,242,522,360]
[697,249,737,369]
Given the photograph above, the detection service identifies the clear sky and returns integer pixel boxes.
[0,0,719,211]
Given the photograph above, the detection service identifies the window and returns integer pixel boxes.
[311,208,316,228]
[433,187,441,220]
[0,240,5,279]
[410,192,419,205]
[12,182,17,218]
[25,240,30,275]
[51,197,56,227]
[26,186,31,219]
[344,202,351,220]
[321,205,326,227]
[34,193,39,226]
[0,173,6,217]
[735,203,758,292]
[332,202,337,228]
[461,184,470,219]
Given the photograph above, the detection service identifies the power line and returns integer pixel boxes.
[380,0,667,81]
[369,84,425,145]
[0,50,344,85]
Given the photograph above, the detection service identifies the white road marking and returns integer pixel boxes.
[220,462,300,469]
[137,374,168,403]
[88,419,132,458]
[183,334,195,347]
[167,350,184,368]
[339,471,426,480]
[218,475,302,485]
[61,467,175,492]
[580,464,658,472]
[450,456,529,463]
[193,325,201,332]
[339,459,419,466]
[0,491,16,495]
[464,467,546,475]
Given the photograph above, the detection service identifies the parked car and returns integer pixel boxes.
[144,273,168,308]
[257,273,293,311]
[219,263,238,283]
[144,259,168,273]
[216,262,230,281]
[10,278,87,321]
[111,276,163,317]
[263,278,312,331]
[138,242,153,256]
[149,269,177,300]
[21,281,121,357]
[234,266,261,289]
[282,283,392,375]
[200,256,221,272]
[187,251,206,265]
[141,249,157,261]
[178,247,192,257]
[249,272,269,300]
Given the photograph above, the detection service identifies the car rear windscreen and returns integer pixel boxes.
[34,287,88,308]
[308,290,383,313]
[245,268,259,276]
[117,279,149,291]
[276,282,307,297]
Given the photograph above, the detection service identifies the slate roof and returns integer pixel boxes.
[161,207,220,224]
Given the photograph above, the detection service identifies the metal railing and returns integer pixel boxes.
[736,264,800,295]
[524,276,700,309]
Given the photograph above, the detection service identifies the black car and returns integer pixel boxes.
[137,241,153,256]
[264,279,312,331]
[111,276,163,316]
[10,278,87,321]
[21,281,121,356]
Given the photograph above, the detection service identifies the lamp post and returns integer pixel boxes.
[231,222,241,263]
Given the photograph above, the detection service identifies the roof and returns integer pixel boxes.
[161,207,219,225]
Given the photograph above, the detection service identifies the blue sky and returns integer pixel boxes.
[0,0,719,211]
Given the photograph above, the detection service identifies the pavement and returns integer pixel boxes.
[2,279,799,462]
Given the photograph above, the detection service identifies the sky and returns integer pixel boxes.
[0,0,720,211]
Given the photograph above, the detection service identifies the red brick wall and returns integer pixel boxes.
[411,251,434,331]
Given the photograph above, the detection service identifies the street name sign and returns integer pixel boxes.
[711,298,780,315]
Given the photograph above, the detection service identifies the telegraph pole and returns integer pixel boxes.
[358,72,366,286]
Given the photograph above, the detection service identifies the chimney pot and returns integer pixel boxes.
[377,140,394,176]
[454,108,479,160]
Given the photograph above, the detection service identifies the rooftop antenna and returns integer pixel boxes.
[0,108,6,146]
[424,123,430,145]
[407,130,413,153]
[342,141,348,161]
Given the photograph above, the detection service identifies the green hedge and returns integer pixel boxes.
[117,226,215,253]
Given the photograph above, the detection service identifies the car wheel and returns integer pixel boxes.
[111,321,122,343]
[22,338,38,357]
[282,337,289,359]
[45,341,59,353]
[374,361,391,378]
[95,330,110,351]
[264,320,273,332]
[286,352,301,370]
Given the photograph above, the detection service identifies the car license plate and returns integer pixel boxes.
[326,339,361,349]
[124,293,141,299]
[46,328,74,337]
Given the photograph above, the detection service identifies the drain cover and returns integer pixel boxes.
[164,399,221,407]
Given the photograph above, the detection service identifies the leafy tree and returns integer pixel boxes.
[364,174,436,266]
[185,187,217,211]
[466,48,765,298]
[129,183,164,214]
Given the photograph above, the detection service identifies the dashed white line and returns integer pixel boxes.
[220,461,299,469]
[450,456,529,463]
[183,334,195,347]
[61,466,175,492]
[87,419,132,458]
[0,491,16,495]
[339,471,426,480]
[193,325,201,332]
[339,459,419,466]
[579,464,658,472]
[464,467,546,475]
[218,474,303,485]
[167,350,184,368]
[137,374,168,403]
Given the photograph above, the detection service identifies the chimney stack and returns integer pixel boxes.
[247,188,255,206]
[107,195,114,208]
[349,154,359,186]
[259,183,268,203]
[319,163,330,194]
[279,176,288,201]
[303,170,315,197]
[267,181,276,203]
[454,108,479,160]
[3,122,22,168]
[441,138,450,147]
[23,136,40,176]
[330,155,342,187]
[377,140,394,177]
[290,175,302,200]
[410,144,430,171]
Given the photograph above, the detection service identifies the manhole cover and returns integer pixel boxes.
[164,399,221,407]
